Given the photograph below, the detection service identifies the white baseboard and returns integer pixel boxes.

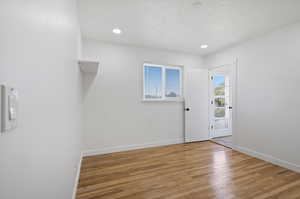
[83,138,184,157]
[72,152,83,199]
[233,145,300,173]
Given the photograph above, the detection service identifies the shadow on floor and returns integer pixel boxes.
[211,136,233,148]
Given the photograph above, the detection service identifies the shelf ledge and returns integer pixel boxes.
[78,60,100,74]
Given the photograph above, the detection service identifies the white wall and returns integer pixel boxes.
[0,1,82,199]
[82,40,204,154]
[204,22,300,171]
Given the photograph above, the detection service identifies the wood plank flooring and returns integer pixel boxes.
[76,141,300,199]
[211,136,233,149]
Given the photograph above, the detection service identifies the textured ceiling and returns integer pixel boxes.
[78,0,300,55]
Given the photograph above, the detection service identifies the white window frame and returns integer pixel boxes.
[143,63,183,102]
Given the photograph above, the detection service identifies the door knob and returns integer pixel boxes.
[229,106,233,110]
[185,108,190,111]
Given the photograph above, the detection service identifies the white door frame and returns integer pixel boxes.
[208,59,238,141]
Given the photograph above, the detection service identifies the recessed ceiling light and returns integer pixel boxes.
[201,44,208,49]
[192,1,203,7]
[112,28,122,35]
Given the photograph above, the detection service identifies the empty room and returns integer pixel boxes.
[1,0,300,199]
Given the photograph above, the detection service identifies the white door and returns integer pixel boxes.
[209,65,233,138]
[185,69,209,142]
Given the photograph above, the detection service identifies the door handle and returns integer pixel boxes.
[228,106,233,110]
[185,108,190,111]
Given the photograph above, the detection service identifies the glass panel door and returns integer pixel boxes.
[210,73,232,137]
[213,76,229,130]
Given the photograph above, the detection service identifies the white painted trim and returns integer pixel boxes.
[72,152,83,199]
[232,58,238,147]
[142,98,184,102]
[233,145,300,173]
[83,138,184,157]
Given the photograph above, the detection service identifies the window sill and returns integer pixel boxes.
[142,98,184,102]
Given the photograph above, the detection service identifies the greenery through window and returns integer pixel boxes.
[214,76,225,96]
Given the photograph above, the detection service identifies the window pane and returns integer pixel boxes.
[144,66,162,99]
[214,76,225,96]
[214,119,229,129]
[165,68,180,97]
[215,98,225,107]
[215,108,225,117]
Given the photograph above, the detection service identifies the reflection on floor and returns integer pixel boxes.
[211,135,233,148]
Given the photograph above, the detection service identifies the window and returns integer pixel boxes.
[212,75,230,129]
[213,76,226,118]
[143,63,182,101]
[144,65,163,99]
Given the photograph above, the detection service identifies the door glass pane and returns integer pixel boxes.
[165,68,180,97]
[215,98,225,107]
[214,76,225,96]
[215,119,229,130]
[215,108,225,117]
[144,66,162,99]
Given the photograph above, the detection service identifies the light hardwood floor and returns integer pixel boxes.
[76,141,300,199]
[211,136,233,148]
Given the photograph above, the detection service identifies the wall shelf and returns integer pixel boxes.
[78,60,100,74]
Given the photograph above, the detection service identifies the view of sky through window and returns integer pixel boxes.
[214,76,225,96]
[214,76,225,87]
[144,65,181,99]
[165,69,180,97]
[213,75,226,119]
[144,66,162,99]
